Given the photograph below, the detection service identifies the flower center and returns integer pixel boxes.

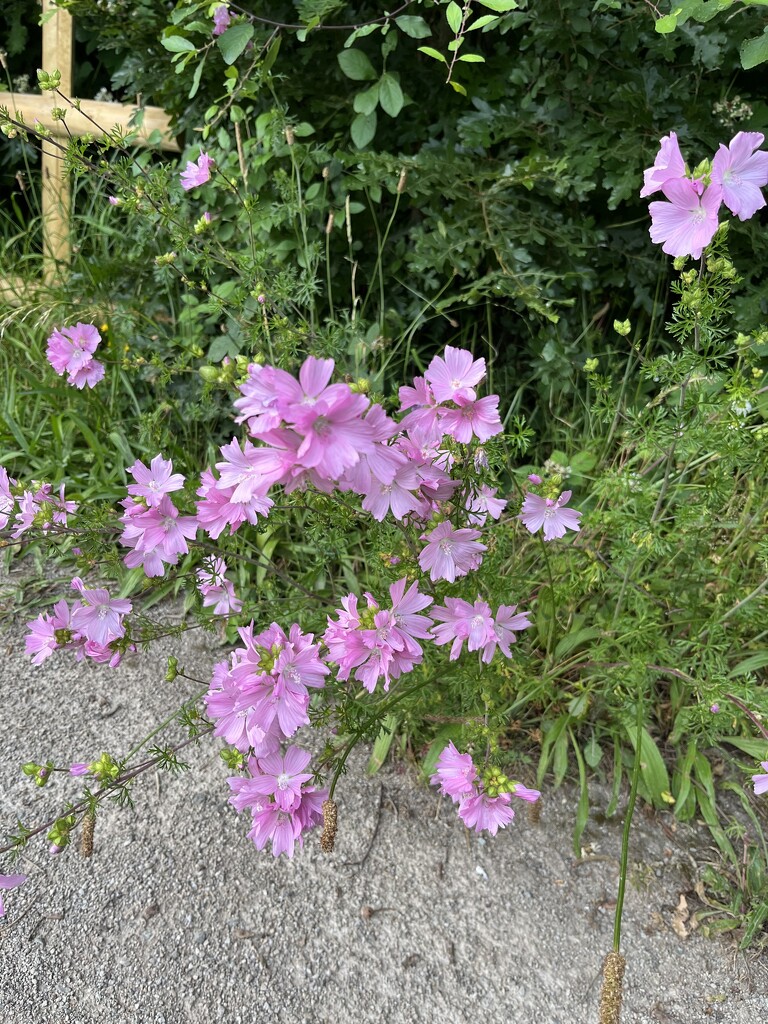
[277,772,291,791]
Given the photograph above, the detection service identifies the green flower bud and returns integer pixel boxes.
[165,656,179,682]
[613,319,631,337]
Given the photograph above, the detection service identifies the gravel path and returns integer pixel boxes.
[1,612,765,1024]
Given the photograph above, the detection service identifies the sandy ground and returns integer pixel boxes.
[1,610,766,1024]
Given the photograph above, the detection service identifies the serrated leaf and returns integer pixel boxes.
[350,109,377,148]
[417,45,447,63]
[353,83,379,115]
[740,31,768,69]
[217,23,254,65]
[446,1,463,33]
[395,15,431,38]
[378,73,403,116]
[337,47,377,80]
[162,35,196,53]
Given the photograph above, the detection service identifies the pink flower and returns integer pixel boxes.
[710,131,768,222]
[432,598,530,663]
[25,599,72,664]
[196,556,242,616]
[46,323,105,389]
[119,495,199,576]
[640,132,687,198]
[126,454,185,507]
[430,742,477,802]
[70,578,132,646]
[512,784,541,803]
[648,179,722,260]
[0,873,27,918]
[212,4,232,35]
[457,792,515,836]
[244,747,314,812]
[466,484,507,526]
[180,151,214,191]
[440,395,502,444]
[69,762,90,777]
[0,466,15,529]
[753,761,768,797]
[519,490,582,542]
[418,521,486,583]
[424,346,486,403]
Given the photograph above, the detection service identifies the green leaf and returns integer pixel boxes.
[395,15,431,38]
[554,626,602,660]
[457,53,485,62]
[727,651,768,677]
[262,36,282,73]
[417,45,447,64]
[622,721,670,810]
[378,73,404,117]
[475,0,518,10]
[188,55,205,99]
[584,735,603,769]
[161,35,196,53]
[368,714,399,774]
[655,13,678,33]
[350,109,377,148]
[337,48,377,80]
[570,730,590,856]
[446,1,464,33]
[217,23,255,65]
[537,713,571,787]
[719,737,768,759]
[466,14,500,29]
[741,30,768,70]
[353,83,380,116]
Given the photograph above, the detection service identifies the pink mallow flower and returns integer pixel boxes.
[126,454,185,507]
[0,873,27,918]
[430,742,477,802]
[440,395,502,444]
[25,599,73,665]
[431,598,531,663]
[424,346,486,403]
[418,521,486,583]
[196,556,242,616]
[753,761,768,796]
[243,747,314,812]
[180,151,214,191]
[212,4,232,35]
[639,132,687,198]
[46,322,105,389]
[457,791,516,836]
[70,577,132,647]
[519,490,582,542]
[710,131,768,222]
[648,179,722,260]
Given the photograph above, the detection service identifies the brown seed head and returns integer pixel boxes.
[320,798,338,853]
[80,809,96,859]
[598,950,626,1024]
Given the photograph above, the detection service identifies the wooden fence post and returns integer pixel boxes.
[41,0,75,280]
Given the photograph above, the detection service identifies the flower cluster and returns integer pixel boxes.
[642,131,768,259]
[46,323,105,389]
[431,597,531,662]
[0,470,77,538]
[324,578,434,693]
[25,578,133,667]
[212,5,231,36]
[119,455,198,577]
[227,748,327,859]
[430,742,540,835]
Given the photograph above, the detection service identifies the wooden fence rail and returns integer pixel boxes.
[1,0,179,298]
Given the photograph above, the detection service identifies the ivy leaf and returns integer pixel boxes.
[337,48,377,80]
[351,109,377,148]
[395,15,432,38]
[353,83,380,115]
[217,23,255,65]
[378,73,404,117]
